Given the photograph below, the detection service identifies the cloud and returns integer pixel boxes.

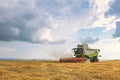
[0,0,118,45]
[90,38,120,60]
[35,0,89,17]
[0,46,16,53]
[106,0,120,17]
[0,46,17,58]
[105,0,120,38]
[86,0,117,32]
[0,0,66,44]
[0,0,92,44]
[80,34,99,43]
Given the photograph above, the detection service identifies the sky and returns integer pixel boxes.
[0,0,120,60]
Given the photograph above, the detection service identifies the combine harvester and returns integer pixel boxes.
[60,44,100,63]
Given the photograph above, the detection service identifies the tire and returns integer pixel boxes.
[90,58,94,62]
[90,57,98,62]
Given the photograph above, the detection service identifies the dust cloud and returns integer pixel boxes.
[50,48,74,60]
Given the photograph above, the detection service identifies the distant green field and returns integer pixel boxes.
[0,60,120,80]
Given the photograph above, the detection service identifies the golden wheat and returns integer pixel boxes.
[0,60,119,80]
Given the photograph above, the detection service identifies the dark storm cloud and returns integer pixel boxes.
[0,0,65,44]
[0,7,43,43]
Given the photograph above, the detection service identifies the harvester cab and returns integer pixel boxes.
[60,44,100,62]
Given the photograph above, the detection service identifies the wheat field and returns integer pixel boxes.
[0,60,119,80]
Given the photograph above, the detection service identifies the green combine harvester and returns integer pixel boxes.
[60,44,100,62]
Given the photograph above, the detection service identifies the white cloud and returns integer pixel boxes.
[36,28,53,42]
[59,5,72,14]
[90,38,120,60]
[85,0,117,32]
[0,46,16,53]
[89,15,116,31]
[89,0,113,14]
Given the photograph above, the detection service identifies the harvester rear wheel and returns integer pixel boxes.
[90,58,94,62]
[90,57,98,62]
